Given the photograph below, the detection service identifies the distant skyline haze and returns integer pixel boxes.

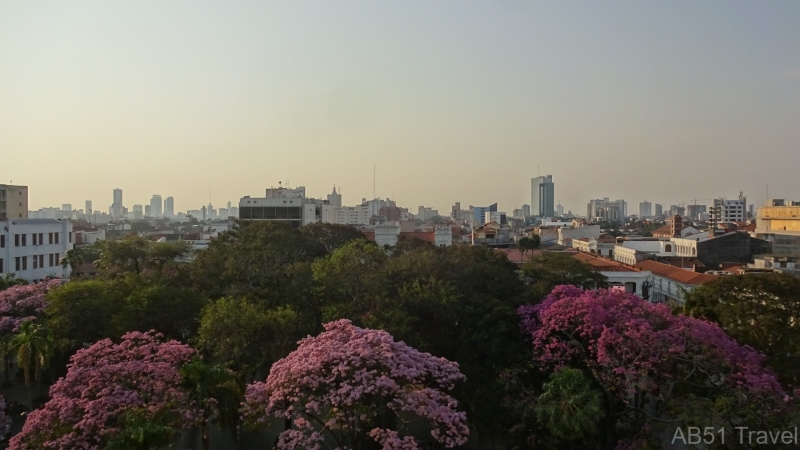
[1,1,799,214]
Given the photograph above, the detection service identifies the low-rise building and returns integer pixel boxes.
[0,218,73,281]
[756,199,800,256]
[634,260,719,305]
[321,205,371,225]
[557,222,601,246]
[748,255,800,276]
[571,252,650,297]
[672,231,771,267]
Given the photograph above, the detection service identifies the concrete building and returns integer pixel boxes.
[635,260,719,306]
[748,255,800,276]
[112,188,123,219]
[755,199,800,256]
[321,205,370,225]
[587,198,627,222]
[572,237,617,258]
[149,195,163,217]
[522,204,531,218]
[651,216,701,238]
[709,195,747,224]
[0,184,28,219]
[85,200,93,216]
[571,252,651,297]
[672,231,771,267]
[639,201,652,219]
[484,211,507,225]
[613,239,677,266]
[327,187,342,207]
[362,198,396,218]
[164,197,175,217]
[687,204,707,221]
[557,222,602,246]
[0,218,73,281]
[655,203,663,218]
[239,186,319,227]
[472,204,497,226]
[451,202,461,221]
[531,175,555,217]
[555,203,564,217]
[417,206,439,222]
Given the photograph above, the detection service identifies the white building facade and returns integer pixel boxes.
[321,205,371,225]
[0,219,73,281]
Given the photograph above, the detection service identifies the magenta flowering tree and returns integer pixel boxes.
[0,279,62,335]
[243,319,469,450]
[8,331,202,450]
[519,285,794,448]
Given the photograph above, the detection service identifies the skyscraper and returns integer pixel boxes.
[112,188,123,219]
[531,175,555,217]
[655,203,663,218]
[164,196,174,217]
[149,195,163,217]
[85,200,92,216]
[639,201,652,218]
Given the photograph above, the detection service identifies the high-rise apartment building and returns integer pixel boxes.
[112,188,123,219]
[149,195,163,217]
[710,195,746,224]
[522,204,531,217]
[587,198,627,222]
[531,176,555,217]
[85,200,93,216]
[0,184,29,219]
[164,197,174,217]
[639,201,652,218]
[655,204,663,218]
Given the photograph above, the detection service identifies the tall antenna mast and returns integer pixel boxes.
[373,165,376,199]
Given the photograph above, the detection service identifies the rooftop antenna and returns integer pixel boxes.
[373,165,376,199]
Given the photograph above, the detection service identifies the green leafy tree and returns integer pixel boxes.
[518,236,541,257]
[180,359,244,450]
[521,252,608,299]
[104,411,181,450]
[535,368,604,442]
[195,298,301,381]
[96,235,151,275]
[60,248,84,277]
[685,273,800,386]
[301,222,366,254]
[6,320,52,409]
[191,221,321,301]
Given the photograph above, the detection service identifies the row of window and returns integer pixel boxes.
[0,254,61,273]
[0,232,71,248]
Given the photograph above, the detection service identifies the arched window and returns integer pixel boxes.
[665,244,672,252]
[692,247,696,256]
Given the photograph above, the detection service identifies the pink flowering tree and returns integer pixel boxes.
[0,279,62,336]
[518,285,794,448]
[8,331,202,450]
[243,319,469,450]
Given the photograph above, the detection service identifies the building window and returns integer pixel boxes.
[0,258,3,273]
[0,235,4,248]
[49,233,53,244]
[22,256,27,271]
[22,234,26,246]
[39,255,44,268]
[32,234,37,246]
[49,254,54,267]
[69,232,72,243]
[55,253,59,266]
[14,234,19,246]
[38,233,43,245]
[33,255,38,269]
[55,233,59,244]
[692,248,696,256]
[15,257,20,271]
[665,244,672,252]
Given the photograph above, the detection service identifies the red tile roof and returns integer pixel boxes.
[571,252,639,272]
[497,248,542,264]
[634,260,719,285]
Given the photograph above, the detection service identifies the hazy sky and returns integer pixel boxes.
[2,1,799,215]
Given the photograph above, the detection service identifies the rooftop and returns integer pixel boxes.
[572,252,639,272]
[634,260,719,285]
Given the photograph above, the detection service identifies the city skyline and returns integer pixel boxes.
[2,2,799,212]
